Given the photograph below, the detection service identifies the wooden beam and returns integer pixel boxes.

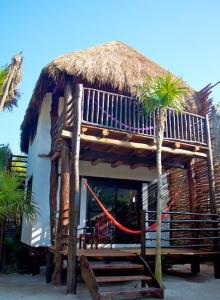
[111,161,124,168]
[81,127,88,134]
[102,128,110,137]
[130,163,146,169]
[122,133,132,141]
[38,153,51,158]
[91,158,104,166]
[67,83,83,294]
[51,151,60,161]
[80,149,187,169]
[175,142,181,149]
[73,134,207,158]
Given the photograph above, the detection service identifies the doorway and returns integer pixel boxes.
[86,177,143,244]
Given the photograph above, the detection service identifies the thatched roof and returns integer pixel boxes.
[21,41,196,153]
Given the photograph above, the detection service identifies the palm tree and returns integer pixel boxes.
[0,144,11,170]
[0,171,37,221]
[139,73,188,286]
[0,53,23,111]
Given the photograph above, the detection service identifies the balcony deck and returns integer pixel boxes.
[52,87,208,164]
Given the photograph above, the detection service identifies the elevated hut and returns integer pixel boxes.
[20,41,220,299]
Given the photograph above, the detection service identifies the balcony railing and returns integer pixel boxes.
[140,210,220,250]
[53,87,207,146]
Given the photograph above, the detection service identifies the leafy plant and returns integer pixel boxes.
[0,171,38,222]
[0,67,8,96]
[139,73,189,286]
[0,144,11,170]
[0,53,23,111]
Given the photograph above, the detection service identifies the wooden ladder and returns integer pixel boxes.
[80,253,164,300]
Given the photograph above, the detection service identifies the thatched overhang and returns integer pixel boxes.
[20,41,198,153]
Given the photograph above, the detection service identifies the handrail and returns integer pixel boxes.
[82,87,207,145]
[53,87,208,146]
[140,208,220,255]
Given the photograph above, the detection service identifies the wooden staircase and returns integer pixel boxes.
[80,253,164,300]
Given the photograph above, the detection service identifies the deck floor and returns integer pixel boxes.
[49,246,220,258]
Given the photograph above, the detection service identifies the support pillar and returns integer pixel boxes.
[49,93,59,243]
[205,114,220,278]
[52,139,70,285]
[66,83,83,294]
[205,114,217,214]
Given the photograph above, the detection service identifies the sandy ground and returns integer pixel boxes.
[0,264,219,300]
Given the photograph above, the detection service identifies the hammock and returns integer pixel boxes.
[93,100,154,133]
[83,178,181,235]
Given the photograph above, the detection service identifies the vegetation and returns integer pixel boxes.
[139,73,188,286]
[0,171,37,222]
[0,53,23,111]
[0,144,11,170]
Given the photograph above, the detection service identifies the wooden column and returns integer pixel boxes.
[49,159,58,245]
[205,114,217,214]
[66,83,83,294]
[49,94,59,243]
[205,114,220,278]
[52,138,70,286]
[187,159,200,273]
[187,159,196,213]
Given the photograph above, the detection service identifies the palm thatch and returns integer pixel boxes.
[0,53,23,111]
[20,41,197,153]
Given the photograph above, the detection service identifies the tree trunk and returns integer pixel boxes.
[155,109,166,287]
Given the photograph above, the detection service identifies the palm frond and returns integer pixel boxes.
[0,67,8,96]
[0,53,23,111]
[138,73,189,113]
[0,171,38,223]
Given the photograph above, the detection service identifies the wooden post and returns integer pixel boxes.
[66,83,83,294]
[205,114,220,278]
[140,210,146,259]
[49,160,58,245]
[205,114,217,214]
[49,94,59,244]
[187,159,196,214]
[52,139,70,285]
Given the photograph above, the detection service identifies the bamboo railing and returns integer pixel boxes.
[52,87,208,146]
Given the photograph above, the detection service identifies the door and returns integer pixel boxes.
[86,177,142,244]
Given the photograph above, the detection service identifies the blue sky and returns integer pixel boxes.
[1,0,220,154]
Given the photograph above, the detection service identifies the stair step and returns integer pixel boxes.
[100,287,163,299]
[96,275,152,283]
[91,263,144,270]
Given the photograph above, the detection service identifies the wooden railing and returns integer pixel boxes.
[7,154,27,178]
[53,87,208,146]
[140,210,220,255]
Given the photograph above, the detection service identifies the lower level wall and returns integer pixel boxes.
[21,160,157,247]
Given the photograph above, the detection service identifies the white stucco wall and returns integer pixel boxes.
[21,95,167,248]
[21,93,52,247]
[78,161,157,245]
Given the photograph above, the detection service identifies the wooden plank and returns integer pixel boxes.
[96,275,152,283]
[90,263,144,270]
[100,287,163,299]
[49,246,220,257]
